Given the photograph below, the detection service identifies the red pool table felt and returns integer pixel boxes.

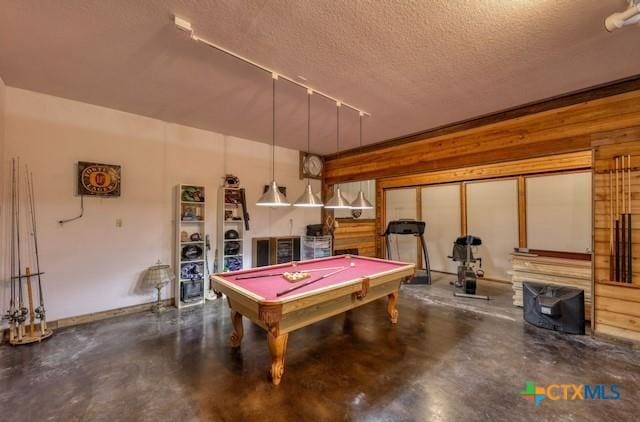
[218,255,410,301]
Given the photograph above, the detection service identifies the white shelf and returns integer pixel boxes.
[218,186,246,273]
[176,184,208,309]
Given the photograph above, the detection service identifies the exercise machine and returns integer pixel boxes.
[448,235,489,300]
[384,220,431,284]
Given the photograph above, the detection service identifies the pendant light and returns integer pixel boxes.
[324,102,351,209]
[294,89,323,207]
[350,112,374,210]
[257,74,290,207]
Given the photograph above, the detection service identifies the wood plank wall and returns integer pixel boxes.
[333,219,377,257]
[325,90,640,185]
[592,134,640,341]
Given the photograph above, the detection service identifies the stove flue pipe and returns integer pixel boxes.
[605,1,640,32]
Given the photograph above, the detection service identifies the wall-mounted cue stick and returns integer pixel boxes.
[610,166,615,281]
[615,157,620,282]
[628,155,633,283]
[618,155,627,282]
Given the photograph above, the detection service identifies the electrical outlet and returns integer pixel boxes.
[116,218,123,227]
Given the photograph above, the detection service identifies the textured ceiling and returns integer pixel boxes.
[1,0,639,155]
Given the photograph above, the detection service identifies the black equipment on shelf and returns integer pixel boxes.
[181,244,203,260]
[181,279,204,303]
[384,220,431,284]
[224,229,239,240]
[224,241,241,256]
[448,235,488,300]
[523,282,585,335]
[306,224,323,237]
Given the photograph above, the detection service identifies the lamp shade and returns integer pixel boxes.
[324,186,351,209]
[350,190,374,209]
[257,180,290,207]
[143,264,173,288]
[294,183,323,207]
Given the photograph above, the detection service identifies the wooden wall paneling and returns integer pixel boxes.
[378,151,592,190]
[518,176,527,248]
[324,90,640,185]
[416,187,423,269]
[592,133,640,340]
[333,220,377,257]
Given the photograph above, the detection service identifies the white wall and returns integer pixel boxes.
[421,184,461,273]
[466,179,519,281]
[1,87,320,321]
[526,172,592,253]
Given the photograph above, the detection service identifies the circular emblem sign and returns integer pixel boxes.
[78,162,121,196]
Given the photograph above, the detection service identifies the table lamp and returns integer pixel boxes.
[143,262,174,313]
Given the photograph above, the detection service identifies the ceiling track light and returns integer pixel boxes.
[257,74,290,207]
[350,112,374,210]
[294,90,324,208]
[325,103,352,210]
[174,16,370,117]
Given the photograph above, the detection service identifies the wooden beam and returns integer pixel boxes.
[518,176,527,248]
[325,74,640,162]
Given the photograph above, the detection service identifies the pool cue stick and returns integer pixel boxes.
[620,155,627,283]
[610,166,615,281]
[235,266,347,280]
[628,155,633,283]
[276,263,355,297]
[615,157,620,281]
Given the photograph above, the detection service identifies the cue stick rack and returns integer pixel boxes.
[604,154,637,286]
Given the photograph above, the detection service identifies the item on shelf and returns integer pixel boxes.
[181,262,204,281]
[181,279,204,303]
[182,244,203,260]
[225,189,241,204]
[224,210,233,220]
[182,206,196,221]
[224,241,241,256]
[182,186,204,202]
[306,224,323,236]
[225,257,242,271]
[224,174,240,188]
[190,233,202,241]
[180,231,189,242]
[225,229,240,240]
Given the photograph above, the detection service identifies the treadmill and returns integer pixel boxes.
[384,219,431,284]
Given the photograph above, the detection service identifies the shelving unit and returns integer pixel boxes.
[218,187,245,272]
[175,184,207,309]
[302,236,332,260]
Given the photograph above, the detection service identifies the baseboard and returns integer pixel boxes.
[2,298,176,343]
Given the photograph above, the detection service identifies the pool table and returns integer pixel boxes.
[210,255,415,385]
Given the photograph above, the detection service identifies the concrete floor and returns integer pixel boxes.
[1,274,639,421]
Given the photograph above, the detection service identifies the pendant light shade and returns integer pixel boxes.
[257,180,290,207]
[324,186,351,209]
[350,112,373,210]
[294,89,323,208]
[257,74,290,207]
[294,183,323,207]
[350,190,373,209]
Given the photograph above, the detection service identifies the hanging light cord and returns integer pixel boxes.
[272,77,276,181]
[306,92,311,184]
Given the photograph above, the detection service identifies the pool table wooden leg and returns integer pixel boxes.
[387,291,399,324]
[267,332,289,385]
[230,310,243,347]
